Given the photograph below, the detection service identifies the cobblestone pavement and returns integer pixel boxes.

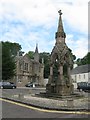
[23,94,89,110]
[1,88,89,111]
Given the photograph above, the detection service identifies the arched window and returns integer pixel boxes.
[24,63,28,71]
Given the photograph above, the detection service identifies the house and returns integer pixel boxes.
[71,64,90,89]
[13,44,44,87]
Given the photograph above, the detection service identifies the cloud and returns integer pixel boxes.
[51,0,88,34]
[66,34,88,58]
[0,0,88,59]
[1,0,57,28]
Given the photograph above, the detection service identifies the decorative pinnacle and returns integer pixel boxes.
[35,43,38,53]
[58,10,62,15]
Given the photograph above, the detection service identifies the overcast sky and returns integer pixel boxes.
[0,0,89,59]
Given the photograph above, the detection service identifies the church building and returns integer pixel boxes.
[14,44,44,87]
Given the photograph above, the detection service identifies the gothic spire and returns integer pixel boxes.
[34,43,39,62]
[35,43,38,53]
[55,10,66,39]
[58,10,64,33]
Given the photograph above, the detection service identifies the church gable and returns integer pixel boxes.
[23,54,31,63]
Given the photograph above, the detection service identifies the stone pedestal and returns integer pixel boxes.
[46,82,74,96]
[56,84,74,96]
[46,63,74,96]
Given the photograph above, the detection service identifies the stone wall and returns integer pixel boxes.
[14,54,44,87]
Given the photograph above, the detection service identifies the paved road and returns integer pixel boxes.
[1,99,89,118]
[2,87,46,96]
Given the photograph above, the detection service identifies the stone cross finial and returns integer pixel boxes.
[58,10,62,15]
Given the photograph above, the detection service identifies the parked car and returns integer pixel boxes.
[25,83,33,87]
[77,82,90,92]
[0,82,16,89]
[25,82,39,88]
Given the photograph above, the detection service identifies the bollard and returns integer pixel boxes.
[67,99,74,107]
[18,93,23,100]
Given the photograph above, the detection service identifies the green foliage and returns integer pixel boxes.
[68,48,76,69]
[28,51,34,59]
[76,58,82,66]
[68,48,76,61]
[39,52,50,78]
[72,55,76,61]
[2,41,22,56]
[76,52,90,66]
[2,42,16,80]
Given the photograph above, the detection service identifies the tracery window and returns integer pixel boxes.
[24,63,28,71]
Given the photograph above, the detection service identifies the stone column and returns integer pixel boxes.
[50,65,53,76]
[67,66,71,84]
[67,66,74,93]
[48,65,53,84]
[59,65,63,75]
[58,65,63,84]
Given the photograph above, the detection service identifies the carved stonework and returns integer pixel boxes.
[46,10,74,96]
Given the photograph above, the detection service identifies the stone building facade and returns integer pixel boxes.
[46,10,74,96]
[14,45,44,87]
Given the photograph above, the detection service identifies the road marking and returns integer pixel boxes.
[0,98,90,115]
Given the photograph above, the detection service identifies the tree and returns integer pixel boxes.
[28,51,34,59]
[3,41,22,56]
[39,52,50,78]
[68,48,76,61]
[76,52,90,66]
[76,58,82,66]
[2,42,16,80]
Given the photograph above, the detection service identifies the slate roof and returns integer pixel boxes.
[71,64,90,75]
